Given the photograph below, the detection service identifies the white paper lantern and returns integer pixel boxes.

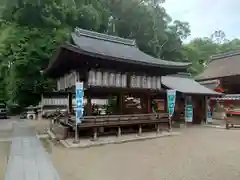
[136,76,141,88]
[88,70,94,86]
[121,74,127,87]
[116,73,121,87]
[131,75,137,88]
[157,76,161,90]
[96,71,102,86]
[109,72,115,86]
[152,76,156,89]
[141,76,147,88]
[147,76,152,89]
[102,72,109,86]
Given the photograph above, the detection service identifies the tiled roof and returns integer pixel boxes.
[196,51,240,80]
[161,76,221,95]
[198,80,220,90]
[70,27,191,68]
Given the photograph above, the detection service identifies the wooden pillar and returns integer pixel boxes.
[140,94,146,114]
[203,96,207,124]
[68,92,73,114]
[164,92,168,113]
[41,93,44,118]
[86,94,92,116]
[119,92,124,114]
[147,93,151,113]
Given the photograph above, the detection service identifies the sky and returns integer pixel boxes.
[163,0,240,42]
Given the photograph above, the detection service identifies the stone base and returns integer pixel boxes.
[212,112,226,120]
[60,131,181,148]
[51,123,69,140]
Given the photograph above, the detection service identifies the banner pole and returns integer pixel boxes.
[73,121,79,143]
[169,116,172,132]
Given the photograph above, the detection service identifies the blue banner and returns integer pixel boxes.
[75,82,84,124]
[185,96,193,122]
[167,90,176,118]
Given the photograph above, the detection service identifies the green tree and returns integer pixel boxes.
[183,30,240,76]
[0,0,193,107]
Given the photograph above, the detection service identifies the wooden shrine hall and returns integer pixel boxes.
[197,51,240,117]
[44,27,220,139]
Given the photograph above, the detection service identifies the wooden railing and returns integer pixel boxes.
[52,113,170,140]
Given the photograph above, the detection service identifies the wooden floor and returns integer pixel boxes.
[4,121,60,180]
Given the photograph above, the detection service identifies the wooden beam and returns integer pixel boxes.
[68,92,73,114]
[119,92,124,114]
[147,93,151,113]
[86,93,92,116]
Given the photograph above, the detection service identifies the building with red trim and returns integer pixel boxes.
[197,51,240,116]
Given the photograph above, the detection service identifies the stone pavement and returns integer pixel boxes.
[4,121,60,180]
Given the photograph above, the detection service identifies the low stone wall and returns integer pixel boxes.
[212,112,226,120]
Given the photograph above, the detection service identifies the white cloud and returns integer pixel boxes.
[163,0,240,41]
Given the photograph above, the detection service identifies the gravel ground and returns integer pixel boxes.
[0,119,15,139]
[25,118,50,134]
[0,142,10,180]
[0,119,12,180]
[49,127,240,180]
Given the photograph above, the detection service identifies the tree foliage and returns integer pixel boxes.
[183,31,240,76]
[0,0,239,108]
[0,0,192,107]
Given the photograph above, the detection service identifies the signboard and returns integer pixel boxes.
[185,96,193,122]
[75,82,84,124]
[206,99,212,123]
[167,90,176,118]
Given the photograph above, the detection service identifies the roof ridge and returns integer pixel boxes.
[166,72,192,78]
[74,27,136,46]
[210,50,240,61]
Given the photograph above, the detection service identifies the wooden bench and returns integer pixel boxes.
[63,113,170,140]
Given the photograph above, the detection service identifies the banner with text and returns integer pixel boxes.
[75,82,84,124]
[167,90,176,118]
[185,96,193,122]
